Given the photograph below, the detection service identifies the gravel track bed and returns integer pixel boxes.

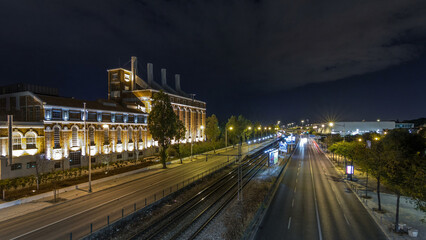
[196,165,281,240]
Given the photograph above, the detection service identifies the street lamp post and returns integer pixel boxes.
[225,126,233,148]
[83,103,92,193]
[257,126,261,140]
[263,127,267,139]
[247,126,252,152]
[190,131,193,161]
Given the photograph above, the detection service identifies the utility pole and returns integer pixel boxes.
[7,115,13,166]
[84,103,92,193]
[190,130,193,161]
[237,139,242,201]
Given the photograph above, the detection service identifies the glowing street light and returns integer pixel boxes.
[225,126,233,148]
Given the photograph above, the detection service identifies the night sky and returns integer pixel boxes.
[1,1,426,124]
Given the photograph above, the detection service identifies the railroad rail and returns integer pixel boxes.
[127,142,275,240]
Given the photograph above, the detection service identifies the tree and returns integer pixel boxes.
[205,114,220,153]
[174,120,186,164]
[226,116,239,147]
[147,90,178,168]
[382,129,426,232]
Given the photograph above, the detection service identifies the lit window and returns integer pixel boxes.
[104,128,109,144]
[12,133,22,150]
[72,126,78,147]
[89,127,95,146]
[128,128,133,143]
[26,132,36,149]
[117,128,122,144]
[54,126,61,148]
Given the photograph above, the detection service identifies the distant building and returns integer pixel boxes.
[316,120,414,136]
[0,56,206,179]
[395,122,414,129]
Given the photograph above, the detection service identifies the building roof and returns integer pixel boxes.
[36,94,146,114]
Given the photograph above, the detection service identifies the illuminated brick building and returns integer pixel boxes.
[0,57,206,179]
[107,57,206,142]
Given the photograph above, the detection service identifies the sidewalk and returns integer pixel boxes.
[322,150,425,240]
[0,140,273,223]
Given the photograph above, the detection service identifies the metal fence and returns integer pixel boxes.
[62,160,235,240]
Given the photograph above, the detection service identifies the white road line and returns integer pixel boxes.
[288,217,292,229]
[296,178,298,184]
[292,198,294,208]
[10,188,140,240]
[330,185,342,206]
[294,186,297,193]
[344,214,350,225]
[309,151,323,240]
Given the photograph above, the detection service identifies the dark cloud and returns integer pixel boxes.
[0,0,425,122]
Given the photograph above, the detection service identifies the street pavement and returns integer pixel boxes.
[255,138,387,240]
[0,140,272,240]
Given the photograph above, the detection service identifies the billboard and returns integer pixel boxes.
[269,150,279,165]
[279,141,288,153]
[346,165,354,175]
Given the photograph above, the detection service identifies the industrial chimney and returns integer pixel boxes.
[161,68,167,87]
[175,74,181,92]
[131,56,137,90]
[147,63,153,86]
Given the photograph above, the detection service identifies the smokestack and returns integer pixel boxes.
[131,56,137,90]
[175,74,181,92]
[147,63,153,86]
[161,68,167,87]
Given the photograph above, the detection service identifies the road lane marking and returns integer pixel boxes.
[288,217,292,229]
[296,178,298,184]
[10,188,142,240]
[309,150,323,240]
[292,198,294,208]
[344,214,350,225]
[294,186,297,193]
[330,185,343,206]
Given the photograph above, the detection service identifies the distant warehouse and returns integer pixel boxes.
[317,121,414,136]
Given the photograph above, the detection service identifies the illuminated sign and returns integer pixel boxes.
[269,150,279,165]
[346,165,354,175]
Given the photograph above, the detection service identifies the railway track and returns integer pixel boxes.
[128,143,274,240]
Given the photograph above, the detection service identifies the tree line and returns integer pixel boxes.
[148,91,277,168]
[325,129,425,232]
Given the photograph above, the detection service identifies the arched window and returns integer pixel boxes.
[53,126,61,148]
[104,128,109,144]
[12,132,22,150]
[26,132,36,149]
[71,126,78,147]
[89,127,95,146]
[117,127,122,144]
[128,128,133,143]
[139,128,143,142]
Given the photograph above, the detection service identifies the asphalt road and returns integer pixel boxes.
[255,138,386,240]
[0,141,271,240]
